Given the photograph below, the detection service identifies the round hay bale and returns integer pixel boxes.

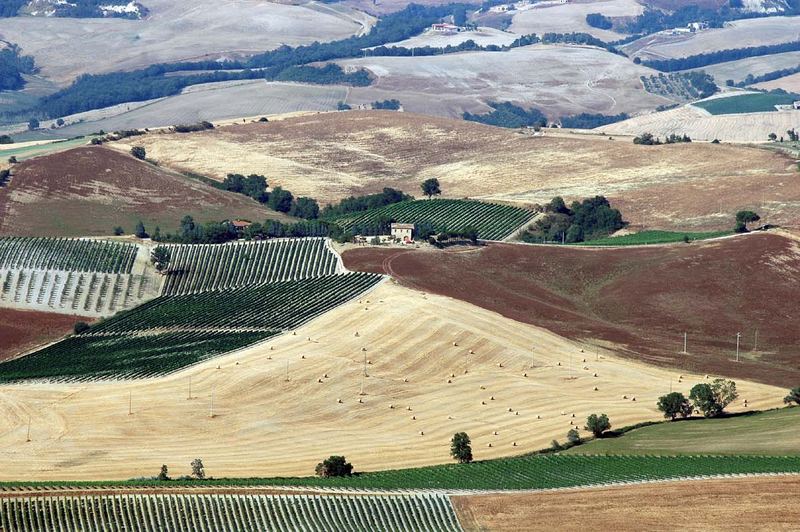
[493,431,498,435]
[292,331,297,336]
[507,408,513,412]
[453,342,458,347]
[301,355,306,359]
[498,362,503,368]
[593,373,598,377]
[403,378,409,383]
[523,372,528,377]
[447,379,452,384]
[411,415,416,420]
[367,360,372,365]
[631,396,636,401]
[407,406,412,411]
[361,347,367,352]
[469,349,474,354]
[481,401,486,405]
[358,398,363,404]
[354,332,360,337]
[450,373,455,378]
[389,404,394,409]
[515,411,519,416]
[480,385,486,390]
[487,443,493,448]
[512,442,517,447]
[318,378,323,383]
[580,349,584,353]
[557,362,562,366]
[324,373,328,378]
[571,413,575,417]
[419,431,424,436]
[536,415,541,419]
[490,396,495,400]
[337,399,343,404]
[216,365,221,370]
[622,395,627,399]
[593,386,598,391]
[270,346,274,351]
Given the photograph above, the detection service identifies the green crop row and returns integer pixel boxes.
[0,237,138,273]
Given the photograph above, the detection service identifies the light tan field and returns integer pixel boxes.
[622,16,800,61]
[453,476,800,531]
[689,51,800,86]
[375,26,518,48]
[110,111,800,230]
[0,281,785,481]
[0,0,372,85]
[600,104,800,143]
[755,71,800,92]
[336,44,670,118]
[508,0,643,42]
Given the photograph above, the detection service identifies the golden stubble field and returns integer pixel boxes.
[111,111,800,230]
[0,281,785,481]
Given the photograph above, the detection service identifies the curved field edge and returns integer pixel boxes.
[0,455,798,492]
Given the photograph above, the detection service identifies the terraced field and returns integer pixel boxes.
[328,199,536,241]
[163,238,341,295]
[0,493,460,532]
[0,272,382,382]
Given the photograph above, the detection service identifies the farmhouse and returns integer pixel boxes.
[431,23,461,33]
[794,101,800,110]
[391,223,415,243]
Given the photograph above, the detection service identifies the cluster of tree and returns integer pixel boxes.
[522,196,626,243]
[0,44,37,91]
[657,379,738,419]
[173,121,214,133]
[150,216,240,245]
[787,128,799,142]
[731,64,800,88]
[680,71,719,99]
[273,63,371,86]
[130,146,146,160]
[622,3,800,36]
[642,40,800,72]
[560,112,629,129]
[427,226,479,246]
[0,135,12,144]
[372,99,402,110]
[464,101,547,128]
[222,173,269,203]
[150,246,171,273]
[585,13,613,30]
[734,210,760,233]
[633,132,691,145]
[2,0,149,19]
[0,169,10,187]
[315,455,353,477]
[321,187,413,218]
[0,1,26,17]
[369,38,498,57]
[243,219,343,241]
[219,173,320,219]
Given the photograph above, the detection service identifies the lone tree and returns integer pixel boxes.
[585,413,611,437]
[421,178,441,199]
[566,428,582,445]
[157,465,170,481]
[150,245,171,273]
[315,456,353,477]
[134,220,148,239]
[784,386,800,405]
[690,379,738,418]
[734,210,760,233]
[73,321,90,335]
[191,458,205,479]
[27,118,39,131]
[131,146,146,160]
[657,392,693,420]
[450,432,473,463]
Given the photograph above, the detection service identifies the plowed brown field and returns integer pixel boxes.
[0,309,86,362]
[343,232,800,387]
[453,475,800,531]
[0,146,290,237]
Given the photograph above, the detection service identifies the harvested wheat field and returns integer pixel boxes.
[508,0,643,42]
[112,111,800,230]
[343,232,800,388]
[336,44,668,118]
[755,71,800,93]
[0,309,85,363]
[453,475,800,531]
[0,146,291,237]
[599,104,800,143]
[0,281,784,481]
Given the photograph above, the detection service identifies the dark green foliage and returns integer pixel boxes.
[173,121,214,133]
[633,132,660,145]
[421,178,441,199]
[450,432,473,463]
[560,112,629,129]
[643,40,800,72]
[567,428,582,445]
[73,322,91,335]
[0,169,9,187]
[290,197,320,220]
[464,102,546,128]
[585,13,612,30]
[134,220,148,239]
[321,188,413,218]
[277,63,371,86]
[337,101,352,110]
[130,146,146,160]
[150,245,171,273]
[0,135,13,144]
[735,210,760,232]
[0,44,36,91]
[267,187,294,213]
[157,465,170,481]
[372,99,401,110]
[0,1,26,17]
[157,216,239,244]
[523,195,625,243]
[0,0,148,19]
[316,456,353,477]
[690,379,738,418]
[657,392,693,420]
[27,118,39,130]
[191,459,205,480]
[784,387,800,405]
[585,413,611,437]
[222,173,269,203]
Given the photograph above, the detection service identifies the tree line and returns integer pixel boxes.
[642,40,800,72]
[463,101,630,129]
[0,44,36,91]
[522,196,626,244]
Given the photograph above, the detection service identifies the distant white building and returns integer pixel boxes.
[391,223,415,243]
[431,23,460,33]
[794,101,800,110]
[687,22,709,31]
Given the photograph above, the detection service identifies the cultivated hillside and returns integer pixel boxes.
[343,232,800,387]
[0,146,291,237]
[112,111,800,231]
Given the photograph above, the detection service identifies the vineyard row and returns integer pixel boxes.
[0,237,138,274]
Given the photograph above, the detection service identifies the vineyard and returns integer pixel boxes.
[0,238,138,273]
[0,237,154,317]
[0,273,382,382]
[162,238,341,295]
[327,200,536,241]
[0,493,461,532]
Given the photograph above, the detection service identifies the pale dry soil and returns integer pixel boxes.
[111,111,800,230]
[0,282,784,481]
[453,476,800,531]
[508,0,643,42]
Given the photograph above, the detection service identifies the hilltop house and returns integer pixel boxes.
[431,23,460,33]
[391,223,415,243]
[794,101,800,110]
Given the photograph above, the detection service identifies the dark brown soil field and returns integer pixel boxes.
[0,146,290,237]
[0,309,86,362]
[343,232,800,387]
[453,475,800,531]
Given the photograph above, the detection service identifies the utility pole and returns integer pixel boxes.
[363,352,368,377]
[531,347,535,369]
[128,392,132,415]
[682,332,687,354]
[26,416,31,442]
[188,376,192,400]
[736,332,741,362]
[210,390,215,418]
[285,361,290,382]
[753,329,758,352]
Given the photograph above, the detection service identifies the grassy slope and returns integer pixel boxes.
[576,230,733,246]
[566,408,800,456]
